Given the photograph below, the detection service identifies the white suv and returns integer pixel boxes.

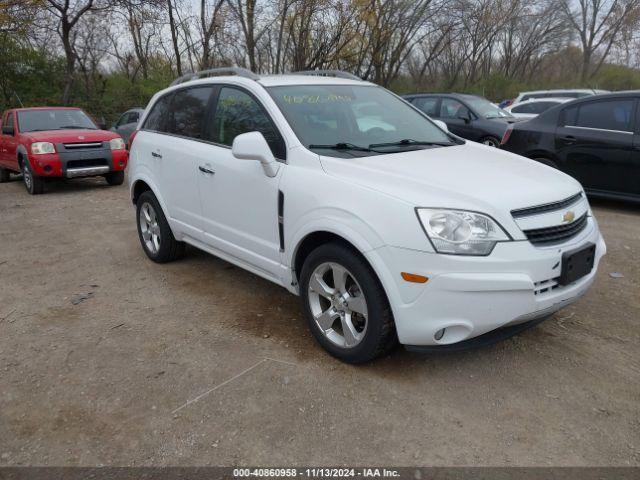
[128,68,606,363]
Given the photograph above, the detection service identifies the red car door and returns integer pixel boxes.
[0,111,17,170]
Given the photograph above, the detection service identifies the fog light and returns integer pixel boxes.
[43,165,52,174]
[119,161,125,167]
[434,328,445,341]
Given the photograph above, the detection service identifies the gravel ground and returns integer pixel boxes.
[0,175,638,466]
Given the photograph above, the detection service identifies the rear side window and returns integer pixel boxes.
[513,101,557,114]
[512,103,534,114]
[208,87,286,160]
[411,97,438,116]
[564,99,634,132]
[167,87,213,139]
[144,94,172,132]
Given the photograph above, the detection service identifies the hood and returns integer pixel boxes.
[319,142,582,224]
[23,129,119,143]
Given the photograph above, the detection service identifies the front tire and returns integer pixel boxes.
[136,191,185,263]
[21,160,44,195]
[105,171,125,186]
[299,242,397,363]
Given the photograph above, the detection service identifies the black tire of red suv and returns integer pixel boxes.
[136,191,185,263]
[105,171,125,186]
[21,160,44,195]
[0,167,10,183]
[299,242,398,363]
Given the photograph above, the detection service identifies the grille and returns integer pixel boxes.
[67,159,108,169]
[522,213,588,246]
[63,142,103,149]
[511,192,582,218]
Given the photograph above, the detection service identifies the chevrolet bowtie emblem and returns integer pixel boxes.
[563,210,575,223]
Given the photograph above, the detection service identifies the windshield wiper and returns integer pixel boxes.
[308,142,372,152]
[59,125,96,130]
[369,139,453,148]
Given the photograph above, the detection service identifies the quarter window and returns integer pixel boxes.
[167,87,213,139]
[208,87,286,160]
[564,99,634,132]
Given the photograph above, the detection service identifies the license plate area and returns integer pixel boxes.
[559,243,595,286]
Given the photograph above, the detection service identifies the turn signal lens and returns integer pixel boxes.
[401,272,429,284]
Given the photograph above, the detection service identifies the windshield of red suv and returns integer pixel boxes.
[17,109,97,133]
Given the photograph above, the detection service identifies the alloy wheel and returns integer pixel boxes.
[307,262,368,348]
[139,202,161,254]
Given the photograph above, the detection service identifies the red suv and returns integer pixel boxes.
[0,107,129,194]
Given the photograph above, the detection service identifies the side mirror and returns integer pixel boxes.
[97,121,107,130]
[2,125,14,136]
[232,132,280,178]
[433,120,448,132]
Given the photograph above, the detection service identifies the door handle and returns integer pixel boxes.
[198,165,215,175]
[151,151,162,159]
[561,135,576,145]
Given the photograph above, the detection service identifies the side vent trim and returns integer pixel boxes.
[278,190,285,252]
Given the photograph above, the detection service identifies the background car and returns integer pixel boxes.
[403,93,522,147]
[110,108,144,144]
[511,89,608,105]
[504,97,571,119]
[500,92,639,202]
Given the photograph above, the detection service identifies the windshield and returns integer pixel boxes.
[17,109,97,133]
[464,97,512,119]
[267,85,456,157]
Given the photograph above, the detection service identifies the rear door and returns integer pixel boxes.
[136,87,213,241]
[1,111,18,170]
[555,97,635,194]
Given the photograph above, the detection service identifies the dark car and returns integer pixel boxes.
[403,93,522,147]
[110,108,144,143]
[500,92,639,202]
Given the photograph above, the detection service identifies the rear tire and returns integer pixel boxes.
[0,168,10,183]
[22,160,44,195]
[481,136,500,148]
[299,242,397,363]
[105,171,125,186]
[136,191,185,263]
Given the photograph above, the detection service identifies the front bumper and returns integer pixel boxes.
[368,216,606,346]
[28,145,128,178]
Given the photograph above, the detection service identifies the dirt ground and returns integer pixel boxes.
[0,175,638,467]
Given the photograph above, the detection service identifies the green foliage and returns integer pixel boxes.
[591,64,640,91]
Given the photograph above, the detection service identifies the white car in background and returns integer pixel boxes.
[504,97,572,119]
[512,89,608,105]
[128,68,606,363]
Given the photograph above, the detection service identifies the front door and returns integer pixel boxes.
[0,112,17,169]
[436,97,476,140]
[555,97,636,194]
[197,85,287,281]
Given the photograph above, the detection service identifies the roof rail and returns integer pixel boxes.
[170,67,259,86]
[291,70,361,81]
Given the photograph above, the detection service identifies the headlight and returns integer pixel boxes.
[31,142,55,155]
[110,138,126,150]
[416,208,511,255]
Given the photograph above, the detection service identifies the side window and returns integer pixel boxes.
[6,112,14,128]
[116,113,129,127]
[567,99,634,132]
[143,94,173,132]
[167,87,213,139]
[440,98,470,119]
[521,95,533,102]
[412,97,438,116]
[209,87,286,160]
[129,112,140,124]
[511,103,533,114]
